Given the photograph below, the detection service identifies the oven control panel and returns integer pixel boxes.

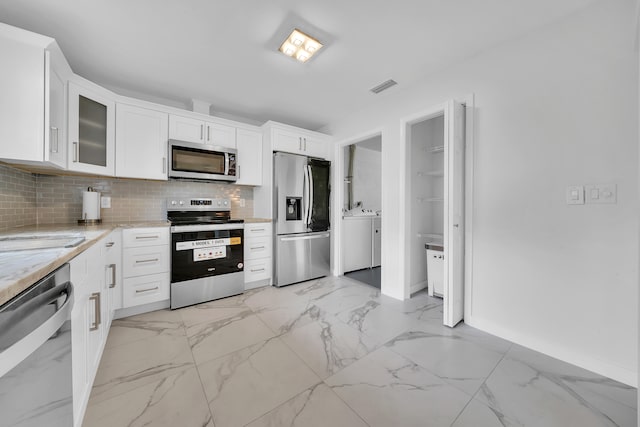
[194,246,226,261]
[167,198,230,211]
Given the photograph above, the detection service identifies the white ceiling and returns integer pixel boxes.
[0,0,596,130]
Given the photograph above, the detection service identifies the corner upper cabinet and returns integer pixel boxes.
[115,103,169,180]
[67,81,115,175]
[235,128,262,186]
[169,114,236,148]
[267,121,329,159]
[0,24,71,168]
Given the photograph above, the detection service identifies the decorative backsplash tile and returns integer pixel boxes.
[0,162,255,230]
[0,163,37,231]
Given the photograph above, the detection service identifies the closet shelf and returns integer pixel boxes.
[416,171,444,178]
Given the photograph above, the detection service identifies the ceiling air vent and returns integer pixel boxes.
[370,79,397,94]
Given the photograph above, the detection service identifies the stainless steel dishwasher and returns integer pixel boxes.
[0,264,74,427]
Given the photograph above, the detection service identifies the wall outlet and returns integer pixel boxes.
[585,184,617,204]
[101,196,111,208]
[239,198,245,207]
[566,186,584,205]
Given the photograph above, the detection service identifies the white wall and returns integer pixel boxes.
[326,0,638,385]
[343,145,382,211]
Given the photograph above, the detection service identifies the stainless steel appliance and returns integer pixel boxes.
[168,140,237,182]
[0,264,74,427]
[273,152,331,287]
[168,198,244,309]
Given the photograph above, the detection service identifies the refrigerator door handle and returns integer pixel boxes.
[280,233,330,242]
[307,165,314,227]
[303,165,311,226]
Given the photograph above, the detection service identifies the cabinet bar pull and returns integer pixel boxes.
[304,137,307,151]
[50,127,59,153]
[135,235,159,239]
[250,246,265,250]
[108,264,117,288]
[299,137,302,151]
[207,125,211,141]
[135,258,159,264]
[251,228,265,232]
[105,242,115,248]
[251,268,265,273]
[89,292,101,331]
[162,157,166,174]
[136,286,159,293]
[72,141,78,162]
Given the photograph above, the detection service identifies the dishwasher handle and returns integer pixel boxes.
[0,281,73,378]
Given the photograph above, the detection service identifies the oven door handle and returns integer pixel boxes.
[0,281,73,378]
[225,152,230,176]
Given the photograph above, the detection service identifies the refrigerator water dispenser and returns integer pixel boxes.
[286,197,302,221]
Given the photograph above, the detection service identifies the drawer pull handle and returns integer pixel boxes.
[135,235,159,240]
[251,268,265,272]
[108,264,117,288]
[136,286,159,293]
[89,292,101,331]
[105,242,115,247]
[251,228,265,232]
[136,258,159,264]
[250,246,265,250]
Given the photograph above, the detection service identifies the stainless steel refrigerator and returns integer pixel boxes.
[273,152,331,287]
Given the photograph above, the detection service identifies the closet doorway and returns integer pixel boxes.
[341,134,382,289]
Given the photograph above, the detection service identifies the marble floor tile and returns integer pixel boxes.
[283,276,359,301]
[254,300,327,335]
[451,399,523,427]
[378,290,444,321]
[326,346,472,427]
[185,309,276,365]
[507,344,637,409]
[243,284,305,311]
[385,320,505,395]
[307,283,380,315]
[280,315,379,379]
[83,368,213,427]
[179,304,251,329]
[245,382,368,427]
[197,337,320,427]
[105,309,185,349]
[336,299,422,344]
[476,350,637,427]
[90,334,194,404]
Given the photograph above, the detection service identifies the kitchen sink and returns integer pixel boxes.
[0,234,86,252]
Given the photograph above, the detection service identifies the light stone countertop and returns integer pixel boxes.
[0,221,170,306]
[242,218,272,223]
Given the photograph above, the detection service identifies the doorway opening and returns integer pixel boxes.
[341,134,382,289]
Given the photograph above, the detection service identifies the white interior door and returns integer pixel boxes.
[443,100,465,327]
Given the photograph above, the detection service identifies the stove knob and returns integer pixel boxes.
[170,200,177,206]
[223,201,228,206]
[217,201,222,206]
[179,200,184,206]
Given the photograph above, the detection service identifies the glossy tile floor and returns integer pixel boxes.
[84,276,637,427]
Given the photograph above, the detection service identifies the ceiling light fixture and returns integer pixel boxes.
[279,28,323,63]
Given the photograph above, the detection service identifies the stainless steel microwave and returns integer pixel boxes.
[168,140,237,182]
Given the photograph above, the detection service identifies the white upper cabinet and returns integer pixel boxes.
[267,121,329,159]
[115,103,169,180]
[169,114,236,148]
[235,128,262,186]
[67,81,116,175]
[0,24,71,168]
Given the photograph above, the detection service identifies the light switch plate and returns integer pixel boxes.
[101,196,111,208]
[585,184,616,204]
[566,186,584,205]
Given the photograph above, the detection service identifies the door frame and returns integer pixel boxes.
[331,128,384,279]
[399,94,475,321]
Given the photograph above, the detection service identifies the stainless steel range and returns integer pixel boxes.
[167,198,244,309]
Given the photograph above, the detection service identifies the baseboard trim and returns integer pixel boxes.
[466,315,637,387]
[114,300,170,319]
[410,280,428,295]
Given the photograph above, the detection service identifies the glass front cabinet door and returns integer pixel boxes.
[68,81,115,175]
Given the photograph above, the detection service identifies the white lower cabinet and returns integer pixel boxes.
[121,227,170,308]
[244,222,272,289]
[70,239,107,427]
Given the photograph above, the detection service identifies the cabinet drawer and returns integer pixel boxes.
[122,246,169,277]
[244,223,272,238]
[245,258,272,283]
[244,236,272,261]
[122,227,169,248]
[123,273,170,308]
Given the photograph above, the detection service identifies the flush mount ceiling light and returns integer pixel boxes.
[279,28,323,63]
